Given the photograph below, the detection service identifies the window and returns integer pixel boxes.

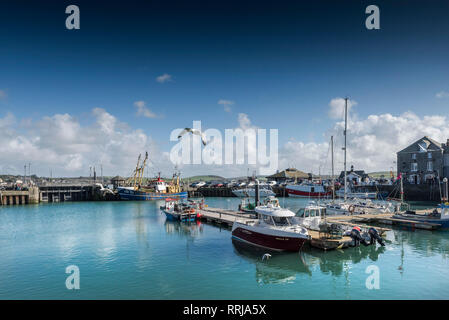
[411,163,418,172]
[428,152,432,159]
[412,153,416,160]
[273,216,291,226]
[427,161,433,171]
[262,215,274,225]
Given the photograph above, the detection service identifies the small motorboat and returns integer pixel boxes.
[296,202,328,231]
[161,198,201,222]
[231,197,309,252]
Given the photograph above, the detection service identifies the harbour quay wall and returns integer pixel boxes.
[0,186,39,205]
[189,186,288,197]
[39,185,95,203]
[354,184,442,202]
[0,184,113,205]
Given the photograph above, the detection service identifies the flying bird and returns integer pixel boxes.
[262,253,272,261]
[177,128,208,146]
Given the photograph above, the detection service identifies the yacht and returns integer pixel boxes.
[231,197,309,252]
[335,188,377,199]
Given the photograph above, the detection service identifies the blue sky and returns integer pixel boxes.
[1,0,449,177]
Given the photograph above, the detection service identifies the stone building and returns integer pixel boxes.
[266,168,309,183]
[396,136,449,184]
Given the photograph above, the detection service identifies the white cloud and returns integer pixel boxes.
[0,108,170,177]
[328,97,357,119]
[217,99,234,112]
[436,91,449,99]
[279,111,449,176]
[156,73,172,83]
[0,89,7,100]
[237,113,255,130]
[134,101,157,118]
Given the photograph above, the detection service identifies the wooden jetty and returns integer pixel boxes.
[197,207,354,251]
[326,212,441,231]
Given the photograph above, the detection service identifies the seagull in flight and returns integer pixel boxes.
[178,128,208,146]
[262,253,272,261]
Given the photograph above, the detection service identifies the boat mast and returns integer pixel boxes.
[400,173,404,203]
[331,135,335,201]
[344,97,348,202]
[133,153,141,190]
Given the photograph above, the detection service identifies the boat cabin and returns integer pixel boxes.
[438,203,449,219]
[263,196,281,208]
[258,210,296,227]
[297,205,326,219]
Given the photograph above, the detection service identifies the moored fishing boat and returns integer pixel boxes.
[231,197,309,252]
[238,197,256,213]
[285,183,331,198]
[117,152,188,200]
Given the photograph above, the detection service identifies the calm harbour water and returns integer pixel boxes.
[1,197,449,300]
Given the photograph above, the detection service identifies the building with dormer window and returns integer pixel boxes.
[397,136,449,184]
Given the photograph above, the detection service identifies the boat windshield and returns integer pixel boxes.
[272,216,294,226]
[262,214,275,225]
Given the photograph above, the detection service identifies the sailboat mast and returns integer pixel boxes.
[331,135,335,201]
[344,97,348,202]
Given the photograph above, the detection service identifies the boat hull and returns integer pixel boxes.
[118,188,188,201]
[231,225,307,252]
[336,191,377,199]
[163,209,198,222]
[286,187,331,198]
[232,189,275,198]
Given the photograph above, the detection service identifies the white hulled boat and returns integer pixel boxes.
[232,186,275,198]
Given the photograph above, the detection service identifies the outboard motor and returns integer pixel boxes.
[346,227,365,247]
[360,232,371,246]
[368,227,385,246]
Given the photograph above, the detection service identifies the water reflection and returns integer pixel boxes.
[133,203,149,247]
[302,245,386,277]
[232,239,311,284]
[232,239,388,283]
[164,220,204,239]
[164,220,204,261]
[390,229,449,258]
